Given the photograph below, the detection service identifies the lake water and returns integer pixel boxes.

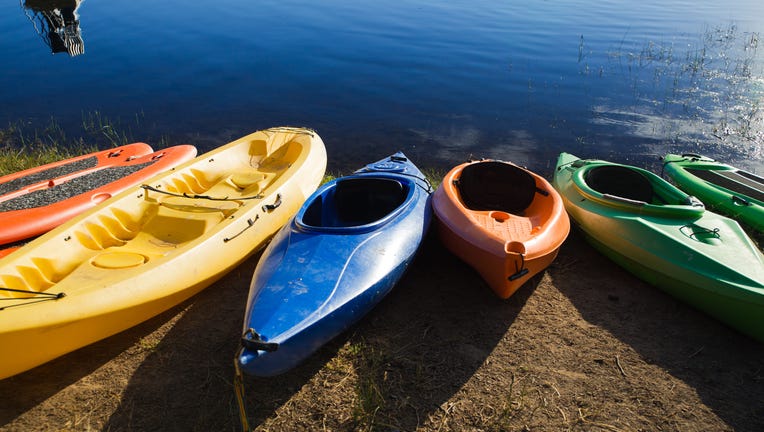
[2,0,763,175]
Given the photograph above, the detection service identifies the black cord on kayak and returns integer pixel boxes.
[683,225,721,239]
[0,287,65,310]
[141,184,265,201]
[387,172,433,193]
[508,253,529,281]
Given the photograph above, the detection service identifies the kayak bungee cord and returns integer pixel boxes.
[0,287,65,310]
[384,155,433,193]
[140,184,265,201]
[680,225,721,239]
[381,171,432,193]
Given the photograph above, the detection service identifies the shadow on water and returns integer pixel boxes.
[551,229,764,431]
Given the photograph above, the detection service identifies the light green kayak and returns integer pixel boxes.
[662,153,764,233]
[552,152,764,342]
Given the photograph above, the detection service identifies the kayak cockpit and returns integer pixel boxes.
[573,163,705,218]
[585,165,655,204]
[456,161,538,215]
[297,176,412,231]
[452,160,564,242]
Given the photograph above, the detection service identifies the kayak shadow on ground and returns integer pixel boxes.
[550,229,764,431]
[100,248,367,431]
[195,230,535,431]
[0,296,183,427]
[209,230,536,431]
[0,230,538,431]
[341,232,539,430]
[99,252,272,431]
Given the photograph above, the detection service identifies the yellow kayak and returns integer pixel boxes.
[0,127,326,380]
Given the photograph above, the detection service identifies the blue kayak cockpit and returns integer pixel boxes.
[296,176,414,232]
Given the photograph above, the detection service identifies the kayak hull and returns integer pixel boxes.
[552,152,764,341]
[432,160,570,299]
[237,152,432,376]
[0,127,326,380]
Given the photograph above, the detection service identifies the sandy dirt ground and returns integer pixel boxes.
[1,229,763,432]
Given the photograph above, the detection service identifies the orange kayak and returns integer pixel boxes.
[0,247,18,259]
[0,143,197,245]
[432,160,570,299]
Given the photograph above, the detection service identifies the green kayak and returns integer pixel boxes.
[662,153,764,233]
[553,152,764,342]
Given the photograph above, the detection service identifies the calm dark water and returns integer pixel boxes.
[1,0,763,175]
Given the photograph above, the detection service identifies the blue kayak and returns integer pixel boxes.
[236,152,433,376]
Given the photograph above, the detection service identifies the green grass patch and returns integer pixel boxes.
[0,120,97,176]
[0,111,165,176]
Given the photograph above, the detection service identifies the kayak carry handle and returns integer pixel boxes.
[223,216,259,243]
[506,245,529,281]
[684,195,705,208]
[508,268,529,281]
[680,153,704,160]
[731,195,751,206]
[262,194,282,212]
[241,328,279,352]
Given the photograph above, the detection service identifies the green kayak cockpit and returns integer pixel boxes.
[572,162,705,219]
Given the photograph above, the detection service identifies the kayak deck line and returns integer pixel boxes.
[140,183,266,202]
[0,286,66,310]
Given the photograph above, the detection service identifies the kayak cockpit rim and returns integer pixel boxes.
[454,160,542,215]
[294,174,418,234]
[569,161,706,218]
